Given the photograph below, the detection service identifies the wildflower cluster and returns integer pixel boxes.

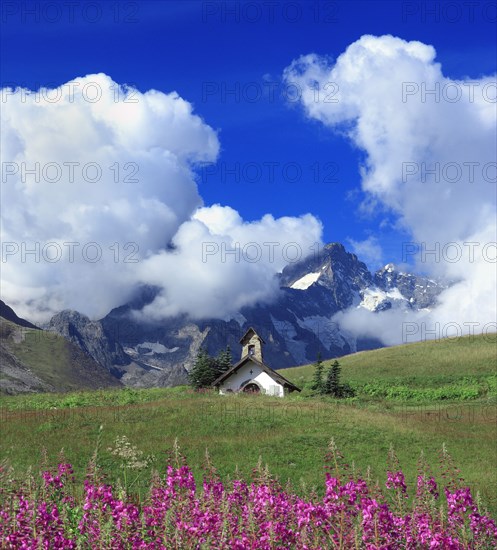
[108,435,154,471]
[0,442,495,548]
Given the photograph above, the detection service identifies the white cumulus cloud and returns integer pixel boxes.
[284,34,497,343]
[134,206,323,320]
[1,74,322,322]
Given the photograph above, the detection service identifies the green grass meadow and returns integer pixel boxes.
[1,333,496,516]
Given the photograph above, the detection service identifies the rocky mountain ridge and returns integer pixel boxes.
[41,243,447,389]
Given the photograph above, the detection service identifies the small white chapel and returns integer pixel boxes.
[212,328,301,397]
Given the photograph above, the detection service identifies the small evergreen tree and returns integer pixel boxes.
[213,345,232,377]
[311,352,325,395]
[325,360,342,397]
[189,345,233,390]
[188,348,216,389]
[340,381,355,398]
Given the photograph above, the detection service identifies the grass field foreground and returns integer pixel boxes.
[1,333,496,521]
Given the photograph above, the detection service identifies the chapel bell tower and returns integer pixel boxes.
[239,327,265,362]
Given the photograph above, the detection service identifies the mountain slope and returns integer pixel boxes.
[0,311,122,395]
[47,305,190,388]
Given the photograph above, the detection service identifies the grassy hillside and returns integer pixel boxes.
[1,334,496,518]
[282,333,497,402]
[0,318,121,394]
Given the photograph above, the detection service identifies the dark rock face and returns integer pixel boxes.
[44,243,447,389]
[374,264,446,309]
[47,306,189,387]
[280,243,373,311]
[47,310,129,378]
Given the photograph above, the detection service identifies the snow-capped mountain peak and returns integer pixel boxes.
[46,242,449,388]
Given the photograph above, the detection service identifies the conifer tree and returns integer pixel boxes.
[213,345,233,377]
[188,348,216,389]
[311,352,325,395]
[189,345,234,389]
[325,360,342,397]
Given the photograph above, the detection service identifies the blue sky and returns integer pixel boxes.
[2,1,495,267]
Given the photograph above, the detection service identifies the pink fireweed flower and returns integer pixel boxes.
[1,457,497,548]
[386,470,408,496]
[41,463,75,491]
[445,486,476,516]
[416,474,439,508]
[469,511,497,542]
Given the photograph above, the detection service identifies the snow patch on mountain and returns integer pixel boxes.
[134,342,179,355]
[290,272,321,290]
[359,287,405,311]
[359,288,387,311]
